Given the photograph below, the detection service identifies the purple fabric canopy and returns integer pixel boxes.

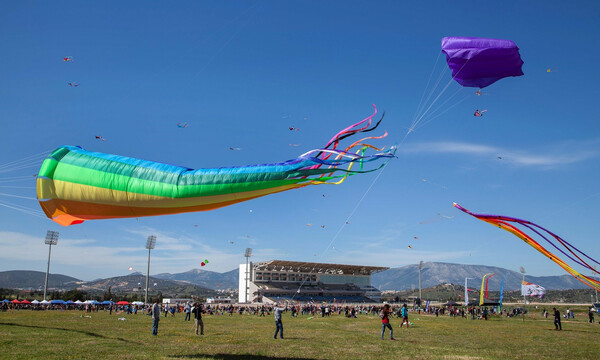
[441,37,524,88]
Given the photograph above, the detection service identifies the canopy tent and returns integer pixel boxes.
[65,300,75,304]
[50,300,65,304]
[2,299,12,303]
[116,301,130,305]
[74,300,83,304]
[31,299,40,304]
[90,300,100,305]
[11,299,21,304]
[131,301,145,305]
[40,299,50,304]
[100,300,113,305]
[20,299,31,304]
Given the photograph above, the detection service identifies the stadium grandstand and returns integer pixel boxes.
[238,260,388,304]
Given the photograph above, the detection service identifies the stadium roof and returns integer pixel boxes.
[253,260,389,275]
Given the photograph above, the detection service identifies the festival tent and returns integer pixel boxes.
[65,300,75,304]
[90,300,100,305]
[100,300,113,305]
[131,301,144,305]
[31,300,40,304]
[50,300,65,304]
[20,299,31,304]
[116,301,130,305]
[1,299,10,303]
[74,300,83,304]
[40,300,50,304]
[11,299,21,304]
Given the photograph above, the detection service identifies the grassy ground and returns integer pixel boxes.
[1,306,599,360]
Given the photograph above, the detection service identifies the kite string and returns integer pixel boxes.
[412,51,443,122]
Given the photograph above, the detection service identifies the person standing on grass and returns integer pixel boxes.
[400,303,409,328]
[553,307,562,330]
[380,304,395,340]
[193,302,204,335]
[273,302,287,339]
[151,299,160,336]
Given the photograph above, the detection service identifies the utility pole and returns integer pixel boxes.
[43,231,59,301]
[145,235,156,305]
[418,261,423,306]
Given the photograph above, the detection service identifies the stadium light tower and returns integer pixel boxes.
[43,230,59,301]
[145,235,157,305]
[418,261,423,305]
[244,248,252,303]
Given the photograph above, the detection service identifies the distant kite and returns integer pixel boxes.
[37,105,394,225]
[289,127,300,131]
[474,109,487,117]
[177,122,188,128]
[63,57,73,62]
[68,82,79,87]
[454,203,600,291]
[229,147,242,151]
[95,136,106,141]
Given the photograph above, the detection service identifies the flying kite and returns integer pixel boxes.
[229,147,242,151]
[441,37,524,89]
[63,57,73,62]
[128,266,134,271]
[454,203,600,291]
[68,82,79,87]
[474,109,487,117]
[289,127,300,131]
[37,105,394,225]
[289,144,300,147]
[95,136,106,141]
[177,122,188,128]
[407,245,412,249]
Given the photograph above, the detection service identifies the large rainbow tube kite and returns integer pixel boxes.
[37,106,395,226]
[454,203,600,291]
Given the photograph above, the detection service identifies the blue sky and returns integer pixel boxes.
[1,1,599,283]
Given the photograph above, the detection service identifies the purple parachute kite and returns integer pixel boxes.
[441,37,524,88]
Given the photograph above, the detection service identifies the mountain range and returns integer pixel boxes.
[1,262,590,293]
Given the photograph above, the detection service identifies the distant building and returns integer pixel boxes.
[162,298,192,305]
[206,297,234,304]
[239,260,388,303]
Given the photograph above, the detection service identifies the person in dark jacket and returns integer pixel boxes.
[193,302,204,335]
[553,307,562,330]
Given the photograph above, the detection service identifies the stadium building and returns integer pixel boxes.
[238,260,388,303]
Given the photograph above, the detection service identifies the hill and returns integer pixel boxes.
[0,270,80,290]
[153,268,238,289]
[371,262,587,291]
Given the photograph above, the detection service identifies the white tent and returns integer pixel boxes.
[31,299,40,304]
[131,301,145,305]
[75,300,83,304]
[40,300,50,304]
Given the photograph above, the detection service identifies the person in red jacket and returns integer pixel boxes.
[380,304,395,340]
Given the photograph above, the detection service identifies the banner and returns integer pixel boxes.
[521,281,546,298]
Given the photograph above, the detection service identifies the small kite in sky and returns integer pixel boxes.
[128,266,134,271]
[194,225,199,227]
[229,241,235,244]
[229,147,242,151]
[95,136,106,141]
[68,82,79,87]
[177,122,188,128]
[306,224,312,226]
[413,236,419,239]
[497,156,503,160]
[289,144,300,147]
[546,68,557,73]
[474,109,487,117]
[407,245,412,249]
[475,89,482,96]
[321,225,325,228]
[63,56,73,62]
[289,127,300,131]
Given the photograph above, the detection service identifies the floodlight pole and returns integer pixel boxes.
[145,235,157,305]
[418,261,423,305]
[43,231,59,301]
[244,248,252,303]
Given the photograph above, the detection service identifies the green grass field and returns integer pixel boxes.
[1,306,599,360]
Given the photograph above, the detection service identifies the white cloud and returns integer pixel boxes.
[402,139,600,168]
